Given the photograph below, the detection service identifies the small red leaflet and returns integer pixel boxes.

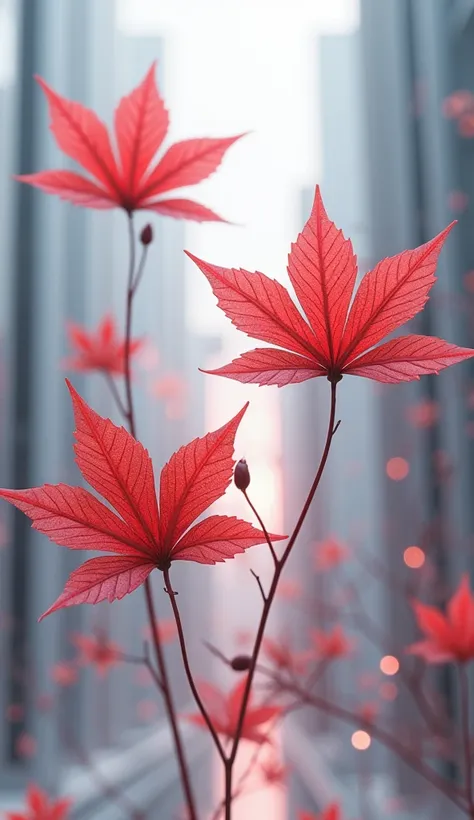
[71,631,122,677]
[0,382,285,620]
[17,63,244,221]
[187,186,474,385]
[311,624,353,660]
[407,574,474,664]
[299,804,341,820]
[65,314,143,375]
[185,677,281,744]
[6,784,71,820]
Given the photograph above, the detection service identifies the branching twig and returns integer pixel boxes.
[250,569,267,602]
[223,381,339,819]
[163,568,227,763]
[120,214,198,820]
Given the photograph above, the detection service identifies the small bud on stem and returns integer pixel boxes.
[140,224,153,246]
[234,458,250,491]
[230,655,252,671]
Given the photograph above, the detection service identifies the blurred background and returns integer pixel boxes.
[0,0,474,817]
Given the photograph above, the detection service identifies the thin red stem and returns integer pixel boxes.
[121,214,197,820]
[104,371,128,419]
[223,380,338,819]
[144,579,198,819]
[460,664,473,814]
[243,489,278,566]
[163,568,227,762]
[124,214,137,437]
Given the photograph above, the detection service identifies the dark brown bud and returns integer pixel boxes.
[231,654,252,672]
[234,458,250,491]
[140,224,153,246]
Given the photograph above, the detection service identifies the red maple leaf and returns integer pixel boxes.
[65,315,143,375]
[187,186,474,384]
[311,625,353,660]
[185,678,280,744]
[0,382,285,620]
[407,574,474,663]
[299,804,341,820]
[6,784,71,820]
[71,630,122,677]
[17,63,243,221]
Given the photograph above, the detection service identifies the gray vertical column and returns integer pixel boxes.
[412,0,474,561]
[360,0,432,800]
[316,28,384,769]
[66,0,118,759]
[0,0,17,782]
[360,0,465,801]
[2,0,72,791]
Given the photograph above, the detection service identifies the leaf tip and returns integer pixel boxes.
[65,377,78,401]
[184,249,202,265]
[34,74,53,99]
[38,606,52,623]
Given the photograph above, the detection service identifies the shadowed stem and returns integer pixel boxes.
[163,567,227,762]
[459,664,473,813]
[223,380,339,820]
[209,708,291,820]
[120,646,164,692]
[271,672,467,814]
[243,490,277,566]
[104,372,128,419]
[124,214,137,438]
[144,579,198,819]
[118,214,198,820]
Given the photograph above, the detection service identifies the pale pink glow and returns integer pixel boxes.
[212,734,287,820]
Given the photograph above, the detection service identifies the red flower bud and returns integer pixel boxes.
[231,655,251,671]
[140,224,153,246]
[234,458,250,491]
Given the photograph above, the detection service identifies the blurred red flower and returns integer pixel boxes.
[314,537,349,571]
[299,803,341,820]
[262,635,308,675]
[142,618,178,644]
[406,399,439,429]
[151,373,188,419]
[442,90,474,118]
[71,631,122,677]
[51,661,78,687]
[6,784,71,820]
[276,578,303,600]
[408,574,474,663]
[65,315,143,376]
[15,733,37,759]
[311,625,353,660]
[259,757,288,786]
[185,678,280,744]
